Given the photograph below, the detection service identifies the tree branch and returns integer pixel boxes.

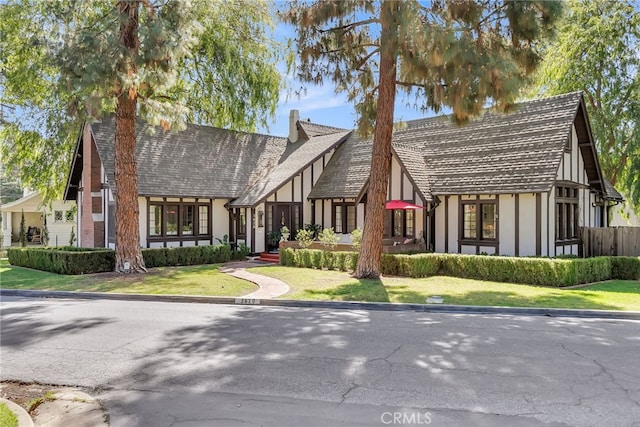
[322,18,380,33]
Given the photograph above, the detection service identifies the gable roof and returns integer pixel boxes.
[65,116,349,206]
[308,133,374,200]
[603,178,624,202]
[409,92,585,195]
[312,92,607,200]
[229,124,351,207]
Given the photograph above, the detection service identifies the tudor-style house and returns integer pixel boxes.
[64,92,622,257]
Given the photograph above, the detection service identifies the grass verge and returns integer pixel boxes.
[0,260,256,297]
[248,266,640,311]
[0,403,18,427]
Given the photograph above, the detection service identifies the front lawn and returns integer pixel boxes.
[0,260,256,297]
[248,266,640,311]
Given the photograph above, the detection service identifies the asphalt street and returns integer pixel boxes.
[1,296,639,427]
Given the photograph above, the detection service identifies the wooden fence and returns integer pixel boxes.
[580,227,640,257]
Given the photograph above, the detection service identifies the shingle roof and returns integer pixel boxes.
[230,126,351,206]
[603,178,624,201]
[89,116,348,204]
[312,92,599,199]
[396,92,583,195]
[391,144,433,202]
[308,133,373,199]
[298,121,348,138]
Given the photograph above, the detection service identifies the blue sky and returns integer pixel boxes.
[259,12,432,137]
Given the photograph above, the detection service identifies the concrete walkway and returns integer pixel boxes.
[219,261,290,299]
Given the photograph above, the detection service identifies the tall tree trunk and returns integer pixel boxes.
[114,0,146,273]
[355,1,398,279]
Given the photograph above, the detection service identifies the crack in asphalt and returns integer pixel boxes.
[561,342,640,410]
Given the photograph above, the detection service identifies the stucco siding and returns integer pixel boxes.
[138,197,147,249]
[519,194,537,256]
[213,199,229,242]
[276,181,293,202]
[499,195,516,256]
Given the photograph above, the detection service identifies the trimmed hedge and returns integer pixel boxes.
[7,244,234,274]
[610,257,640,280]
[279,249,637,287]
[142,244,231,268]
[7,247,115,275]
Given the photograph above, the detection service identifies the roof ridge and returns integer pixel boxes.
[93,114,288,141]
[393,91,583,130]
[299,120,350,133]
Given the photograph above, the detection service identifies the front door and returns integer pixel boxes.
[275,204,291,234]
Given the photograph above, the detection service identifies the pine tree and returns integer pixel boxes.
[282,0,562,278]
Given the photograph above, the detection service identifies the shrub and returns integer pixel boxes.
[312,250,323,269]
[380,254,399,276]
[142,245,231,268]
[295,229,314,249]
[611,257,640,280]
[573,257,612,284]
[232,243,251,260]
[280,248,358,272]
[8,247,115,274]
[276,250,622,286]
[318,228,339,250]
[280,247,295,266]
[19,210,26,247]
[350,228,363,251]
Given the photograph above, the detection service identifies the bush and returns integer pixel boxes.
[280,248,358,272]
[8,247,115,274]
[611,257,640,280]
[440,254,613,287]
[276,249,626,286]
[142,244,231,268]
[295,229,314,249]
[318,228,339,250]
[350,228,363,251]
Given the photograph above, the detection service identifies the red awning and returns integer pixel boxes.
[385,200,425,210]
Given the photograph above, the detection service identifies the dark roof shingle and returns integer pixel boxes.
[312,92,593,199]
[90,117,349,205]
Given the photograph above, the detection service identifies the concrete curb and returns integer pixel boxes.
[0,397,34,427]
[3,288,640,320]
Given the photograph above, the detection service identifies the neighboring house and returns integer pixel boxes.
[611,200,640,227]
[1,190,76,247]
[64,92,622,257]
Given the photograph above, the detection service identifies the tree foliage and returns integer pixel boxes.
[282,0,562,278]
[532,0,640,213]
[0,0,282,201]
[1,0,282,272]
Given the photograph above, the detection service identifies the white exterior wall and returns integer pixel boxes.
[303,167,313,225]
[213,199,229,242]
[390,158,401,200]
[500,195,516,256]
[519,194,537,256]
[276,181,293,202]
[138,197,147,249]
[323,199,332,227]
[1,193,75,248]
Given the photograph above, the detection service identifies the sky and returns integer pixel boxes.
[258,8,432,137]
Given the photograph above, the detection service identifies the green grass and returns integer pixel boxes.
[0,260,256,297]
[0,403,18,427]
[248,266,640,311]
